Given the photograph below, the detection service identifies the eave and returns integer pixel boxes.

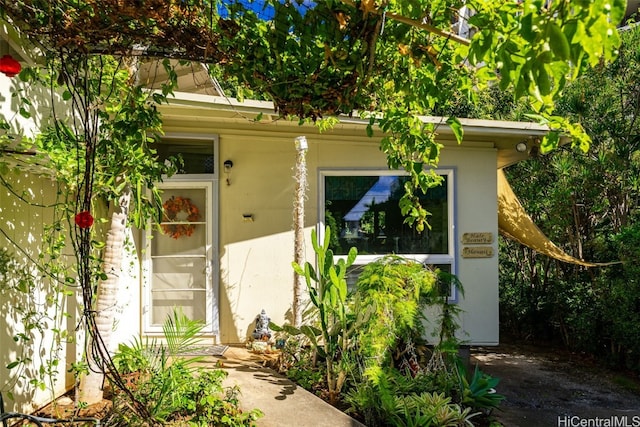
[161,91,556,169]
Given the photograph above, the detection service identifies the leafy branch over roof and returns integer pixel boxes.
[0,0,628,229]
[2,0,626,118]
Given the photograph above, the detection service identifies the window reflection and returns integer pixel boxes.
[325,175,448,255]
[157,142,215,175]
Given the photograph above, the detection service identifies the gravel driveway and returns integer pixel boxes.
[471,344,640,427]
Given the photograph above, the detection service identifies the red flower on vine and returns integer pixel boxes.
[75,211,94,228]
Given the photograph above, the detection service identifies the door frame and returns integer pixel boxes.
[142,134,220,338]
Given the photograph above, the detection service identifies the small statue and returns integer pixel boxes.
[252,309,272,340]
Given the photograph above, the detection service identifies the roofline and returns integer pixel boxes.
[165,91,551,137]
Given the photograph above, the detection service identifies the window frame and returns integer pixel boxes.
[319,167,458,301]
[159,133,220,180]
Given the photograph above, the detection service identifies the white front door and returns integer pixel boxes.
[143,180,218,336]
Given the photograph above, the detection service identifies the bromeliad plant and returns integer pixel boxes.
[389,392,477,427]
[456,362,505,415]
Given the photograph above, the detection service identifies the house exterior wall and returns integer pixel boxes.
[1,84,505,412]
[452,146,499,345]
[0,69,141,413]
[0,172,77,413]
[215,129,499,345]
[1,72,71,413]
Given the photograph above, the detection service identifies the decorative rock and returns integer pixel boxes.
[57,396,74,406]
[251,340,269,353]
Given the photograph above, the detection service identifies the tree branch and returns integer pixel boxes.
[338,0,470,46]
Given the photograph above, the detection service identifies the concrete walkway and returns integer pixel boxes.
[214,346,366,427]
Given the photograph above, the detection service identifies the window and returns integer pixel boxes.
[157,135,218,177]
[320,169,456,298]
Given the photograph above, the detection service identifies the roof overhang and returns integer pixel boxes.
[160,91,555,168]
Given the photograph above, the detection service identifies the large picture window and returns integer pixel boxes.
[320,169,456,296]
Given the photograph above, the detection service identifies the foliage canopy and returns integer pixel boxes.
[500,24,640,372]
[0,0,627,229]
[1,0,625,116]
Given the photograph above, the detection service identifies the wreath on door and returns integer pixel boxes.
[161,196,200,239]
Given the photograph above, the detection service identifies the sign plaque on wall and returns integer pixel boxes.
[462,246,494,258]
[461,232,495,258]
[461,232,494,244]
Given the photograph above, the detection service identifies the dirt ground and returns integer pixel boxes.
[472,343,640,427]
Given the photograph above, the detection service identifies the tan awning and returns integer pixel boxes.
[497,169,618,267]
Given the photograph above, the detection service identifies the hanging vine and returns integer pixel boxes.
[0,46,181,417]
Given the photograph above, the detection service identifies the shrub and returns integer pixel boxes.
[108,309,262,425]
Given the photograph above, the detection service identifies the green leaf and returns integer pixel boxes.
[292,262,305,276]
[311,227,319,251]
[300,325,321,339]
[520,13,535,43]
[610,0,627,25]
[16,280,28,293]
[6,361,20,369]
[535,63,551,96]
[306,262,318,282]
[541,131,560,153]
[283,324,303,336]
[323,226,331,250]
[548,23,570,61]
[329,266,340,288]
[337,278,347,302]
[346,246,357,267]
[446,117,464,144]
[268,321,284,332]
[309,287,318,306]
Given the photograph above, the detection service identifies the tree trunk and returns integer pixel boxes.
[78,186,131,405]
[292,136,308,328]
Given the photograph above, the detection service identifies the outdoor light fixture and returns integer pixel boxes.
[515,141,528,153]
[295,136,308,151]
[0,54,21,78]
[223,160,233,186]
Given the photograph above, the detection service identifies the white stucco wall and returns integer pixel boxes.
[218,134,301,341]
[1,65,72,413]
[0,172,77,414]
[215,129,499,345]
[1,57,141,413]
[443,146,499,345]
